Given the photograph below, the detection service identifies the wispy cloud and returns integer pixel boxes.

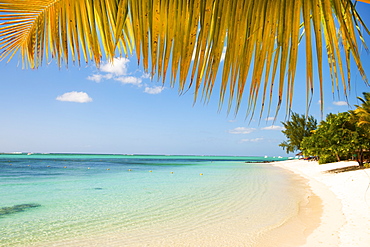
[87,74,112,83]
[56,91,92,103]
[228,127,256,134]
[87,57,136,84]
[142,73,151,79]
[114,76,142,85]
[265,117,275,121]
[333,101,348,106]
[261,125,284,131]
[87,57,163,94]
[144,86,164,94]
[241,138,264,143]
[87,58,164,94]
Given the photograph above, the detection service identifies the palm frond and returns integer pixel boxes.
[354,92,370,128]
[0,0,133,68]
[0,0,369,116]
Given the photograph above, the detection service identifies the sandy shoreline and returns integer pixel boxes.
[4,159,369,246]
[272,159,370,247]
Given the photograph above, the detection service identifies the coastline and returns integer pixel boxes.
[3,157,369,246]
[271,159,370,246]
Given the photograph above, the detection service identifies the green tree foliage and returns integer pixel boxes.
[281,92,370,165]
[279,113,317,154]
[350,92,370,165]
[301,112,370,165]
[354,92,370,130]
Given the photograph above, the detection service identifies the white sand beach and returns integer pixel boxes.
[273,160,370,247]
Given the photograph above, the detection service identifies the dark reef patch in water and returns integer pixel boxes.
[0,203,41,216]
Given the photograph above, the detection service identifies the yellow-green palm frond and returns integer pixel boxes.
[354,92,370,128]
[354,107,370,126]
[0,0,369,117]
[0,0,134,68]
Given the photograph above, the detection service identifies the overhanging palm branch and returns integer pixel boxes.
[0,0,369,117]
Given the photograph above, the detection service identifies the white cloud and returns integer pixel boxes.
[56,91,92,103]
[191,41,199,61]
[142,73,151,79]
[228,127,256,134]
[191,43,227,62]
[265,117,275,121]
[87,74,112,83]
[87,57,154,94]
[261,125,284,131]
[220,46,227,62]
[87,74,103,83]
[333,101,348,106]
[191,48,196,61]
[115,76,142,85]
[241,138,264,143]
[144,86,164,94]
[100,57,130,76]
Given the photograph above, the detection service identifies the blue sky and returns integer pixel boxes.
[1,3,370,156]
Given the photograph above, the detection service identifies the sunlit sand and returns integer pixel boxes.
[273,159,370,246]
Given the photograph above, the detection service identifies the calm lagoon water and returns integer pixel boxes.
[0,154,307,246]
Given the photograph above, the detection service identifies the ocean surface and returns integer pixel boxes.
[0,154,307,246]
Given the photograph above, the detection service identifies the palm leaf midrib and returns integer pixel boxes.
[0,1,62,64]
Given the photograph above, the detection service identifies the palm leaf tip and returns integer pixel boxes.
[0,0,369,116]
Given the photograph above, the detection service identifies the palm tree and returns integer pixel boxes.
[354,92,370,129]
[350,92,370,165]
[0,0,369,116]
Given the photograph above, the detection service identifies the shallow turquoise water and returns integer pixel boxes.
[0,154,306,246]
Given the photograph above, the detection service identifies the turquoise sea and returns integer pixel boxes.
[0,154,307,246]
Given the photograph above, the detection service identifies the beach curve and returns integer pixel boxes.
[272,159,370,247]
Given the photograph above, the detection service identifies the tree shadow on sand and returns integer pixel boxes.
[325,166,369,174]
